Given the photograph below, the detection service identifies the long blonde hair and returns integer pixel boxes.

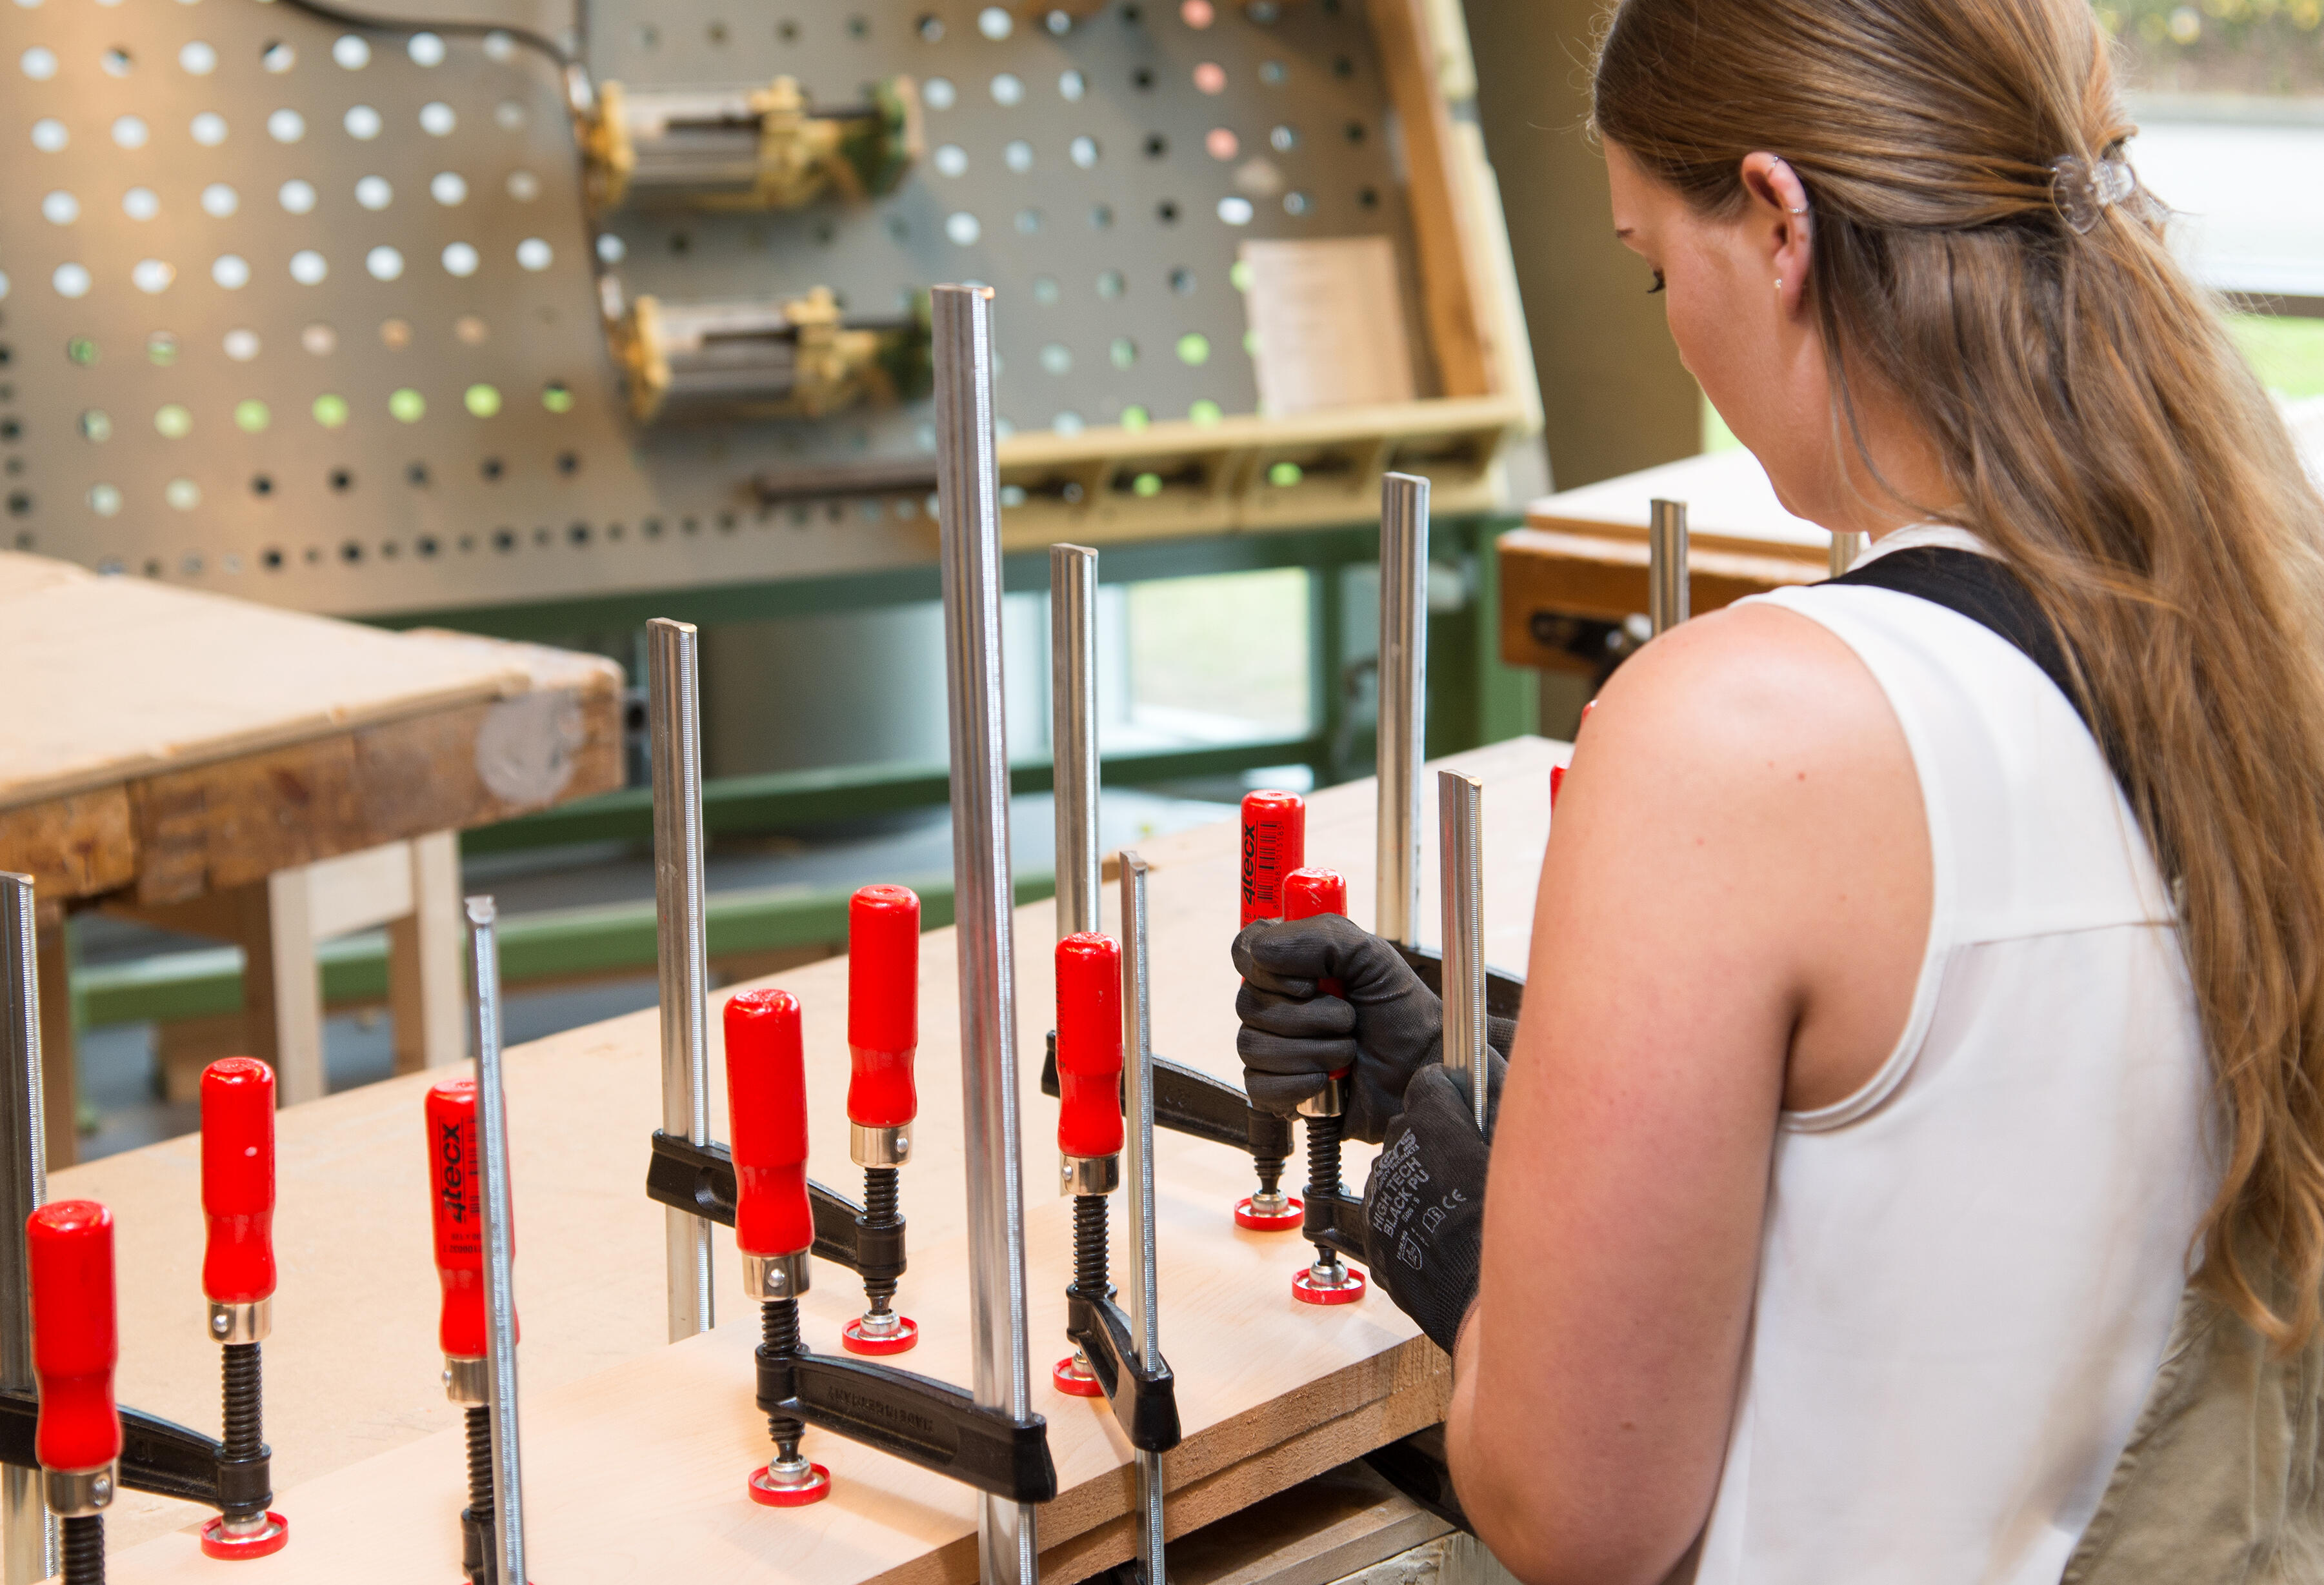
[1596,0,2324,1350]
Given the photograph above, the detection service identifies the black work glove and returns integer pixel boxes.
[1233,912,1516,1143]
[1362,1055,1503,1354]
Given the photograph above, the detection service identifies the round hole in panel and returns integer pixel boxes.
[1132,472,1161,497]
[123,187,158,220]
[165,477,199,510]
[190,112,227,146]
[101,47,131,77]
[312,393,348,427]
[430,171,467,205]
[1283,190,1309,215]
[1177,332,1210,364]
[1144,134,1167,159]
[1270,124,1297,152]
[328,468,353,490]
[1054,410,1084,435]
[977,6,1011,39]
[66,337,100,366]
[484,31,514,61]
[1044,8,1070,34]
[1194,62,1226,94]
[332,34,368,68]
[148,331,177,365]
[31,120,67,153]
[454,315,487,344]
[132,258,175,293]
[945,211,980,245]
[541,382,573,413]
[79,410,112,441]
[1182,0,1216,22]
[379,317,410,348]
[1060,69,1085,101]
[465,383,501,417]
[89,483,123,515]
[1039,343,1070,374]
[916,13,943,40]
[1109,336,1136,369]
[1096,268,1124,298]
[345,105,381,140]
[494,100,525,130]
[1090,202,1113,228]
[1015,207,1041,233]
[1230,259,1252,290]
[992,74,1025,106]
[235,399,268,432]
[289,250,327,284]
[154,404,192,438]
[407,32,445,66]
[1070,135,1097,168]
[1358,184,1379,208]
[923,76,955,109]
[265,109,302,143]
[223,328,258,359]
[442,241,479,276]
[179,39,217,74]
[515,237,552,270]
[934,143,967,177]
[1259,58,1287,85]
[1217,195,1254,224]
[388,388,424,422]
[1207,128,1238,161]
[51,263,90,299]
[366,246,403,281]
[506,170,539,201]
[279,180,316,213]
[262,41,294,71]
[1157,199,1180,223]
[355,175,392,210]
[0,269,9,298]
[1132,66,1154,90]
[419,102,456,136]
[1005,139,1033,173]
[301,323,336,355]
[211,253,250,288]
[1032,274,1059,304]
[20,46,57,81]
[41,191,77,224]
[201,183,238,217]
[112,114,148,148]
[556,451,579,474]
[594,233,623,263]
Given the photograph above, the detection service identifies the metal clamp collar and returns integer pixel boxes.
[744,1251,811,1302]
[850,1120,912,1168]
[443,1355,490,1406]
[1059,1154,1119,1196]
[43,1464,114,1518]
[208,1299,270,1346]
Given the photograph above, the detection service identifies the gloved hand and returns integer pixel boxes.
[1233,912,1515,1143]
[1362,1054,1503,1354]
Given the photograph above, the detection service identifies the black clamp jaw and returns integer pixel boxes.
[1063,1283,1180,1453]
[646,1131,1057,1506]
[0,1388,260,1513]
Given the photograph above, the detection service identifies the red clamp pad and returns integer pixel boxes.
[846,886,921,1128]
[426,1080,516,1359]
[1292,1264,1368,1305]
[1055,933,1124,1161]
[1235,1195,1306,1231]
[200,1058,277,1306]
[748,1462,832,1506]
[28,1201,121,1475]
[1550,764,1565,807]
[1052,1357,1106,1397]
[1239,791,1306,926]
[726,989,813,1261]
[840,1315,919,1355]
[1282,868,1351,1008]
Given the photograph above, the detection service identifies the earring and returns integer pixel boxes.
[1774,277,1784,291]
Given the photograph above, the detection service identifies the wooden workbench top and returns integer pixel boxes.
[62,736,1560,1573]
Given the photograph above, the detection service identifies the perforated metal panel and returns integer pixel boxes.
[2,0,1422,615]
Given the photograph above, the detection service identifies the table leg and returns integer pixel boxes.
[257,870,326,1106]
[387,833,464,1073]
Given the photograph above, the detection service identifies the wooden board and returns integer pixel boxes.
[52,738,1559,1566]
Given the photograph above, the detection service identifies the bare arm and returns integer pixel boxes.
[1444,603,1929,1585]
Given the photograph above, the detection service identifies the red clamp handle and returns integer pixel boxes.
[726,988,813,1260]
[1055,933,1124,1161]
[1552,701,1596,809]
[1239,790,1307,926]
[426,1079,515,1360]
[28,1201,121,1474]
[846,885,921,1128]
[200,1057,276,1306]
[1283,868,1352,1065]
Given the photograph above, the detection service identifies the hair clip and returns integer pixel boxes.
[2050,154,2138,235]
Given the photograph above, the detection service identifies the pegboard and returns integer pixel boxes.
[0,0,1498,617]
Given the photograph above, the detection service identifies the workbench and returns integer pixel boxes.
[0,552,625,1161]
[51,736,1559,1579]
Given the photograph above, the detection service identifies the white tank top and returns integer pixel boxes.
[1688,529,2216,1583]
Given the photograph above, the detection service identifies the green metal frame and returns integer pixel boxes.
[71,515,1538,1032]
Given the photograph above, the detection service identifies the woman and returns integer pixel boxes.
[1232,1,2324,1579]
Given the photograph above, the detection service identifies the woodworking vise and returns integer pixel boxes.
[608,286,935,425]
[582,74,923,214]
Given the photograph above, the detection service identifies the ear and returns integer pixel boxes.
[1739,153,1813,317]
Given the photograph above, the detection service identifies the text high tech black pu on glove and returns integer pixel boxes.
[1364,1053,1502,1354]
[1232,912,1516,1144]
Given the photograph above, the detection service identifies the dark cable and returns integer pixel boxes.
[265,0,577,70]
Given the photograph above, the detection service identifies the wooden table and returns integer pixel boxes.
[0,552,625,1159]
[55,737,1559,1580]
[1498,395,2324,674]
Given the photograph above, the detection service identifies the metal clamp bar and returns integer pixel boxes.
[648,617,717,1345]
[0,877,55,1585]
[1377,475,1430,949]
[1437,774,1490,1133]
[933,282,1039,1585]
[1121,850,1168,1580]
[1051,545,1101,943]
[1649,499,1690,635]
[466,898,526,1585]
[641,1131,907,1284]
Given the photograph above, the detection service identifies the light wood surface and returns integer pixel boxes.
[57,737,1560,1573]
